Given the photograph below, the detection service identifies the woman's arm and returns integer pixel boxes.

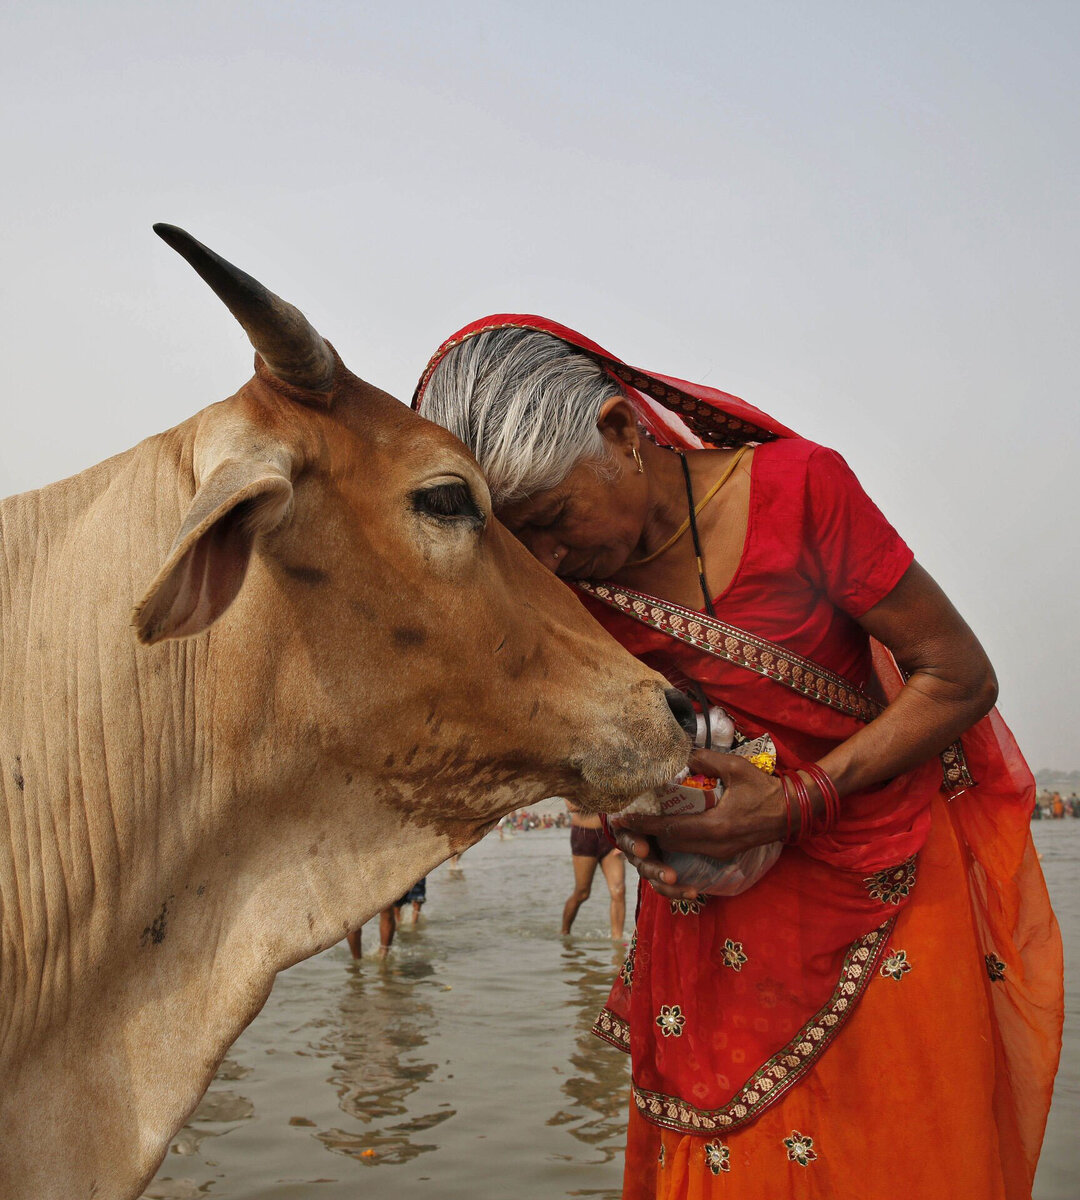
[817,560,997,794]
[617,562,998,893]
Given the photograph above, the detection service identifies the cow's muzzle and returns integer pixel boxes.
[665,689,697,739]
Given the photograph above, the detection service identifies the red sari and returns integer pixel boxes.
[415,318,1063,1199]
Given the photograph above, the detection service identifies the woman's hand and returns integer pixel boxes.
[610,827,698,900]
[617,749,788,873]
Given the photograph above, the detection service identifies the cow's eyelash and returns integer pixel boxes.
[412,482,485,525]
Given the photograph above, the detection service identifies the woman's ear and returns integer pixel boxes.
[596,396,640,449]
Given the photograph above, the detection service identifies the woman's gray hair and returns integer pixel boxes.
[421,328,630,507]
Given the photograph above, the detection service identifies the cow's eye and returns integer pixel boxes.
[412,481,485,526]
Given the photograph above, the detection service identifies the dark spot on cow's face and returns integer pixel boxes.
[140,899,170,947]
[196,883,206,897]
[383,753,395,768]
[529,698,541,721]
[392,626,427,649]
[12,756,24,791]
[284,564,329,586]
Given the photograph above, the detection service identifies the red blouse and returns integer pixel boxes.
[695,436,911,692]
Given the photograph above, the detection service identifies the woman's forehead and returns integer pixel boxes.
[497,486,565,531]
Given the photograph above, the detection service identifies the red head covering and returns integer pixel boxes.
[411,314,798,449]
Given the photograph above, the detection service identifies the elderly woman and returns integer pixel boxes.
[413,316,1062,1200]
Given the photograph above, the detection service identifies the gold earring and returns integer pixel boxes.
[632,445,644,474]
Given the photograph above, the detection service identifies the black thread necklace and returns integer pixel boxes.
[677,451,717,618]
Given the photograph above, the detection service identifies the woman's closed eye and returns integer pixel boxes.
[531,502,567,532]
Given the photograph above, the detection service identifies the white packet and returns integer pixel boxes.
[615,730,783,897]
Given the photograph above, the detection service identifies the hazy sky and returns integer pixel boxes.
[1,1,1077,769]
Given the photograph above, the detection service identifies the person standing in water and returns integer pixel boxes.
[563,804,626,939]
[398,877,427,923]
[346,903,397,959]
[346,877,427,958]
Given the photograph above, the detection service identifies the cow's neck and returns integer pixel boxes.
[1,433,199,1049]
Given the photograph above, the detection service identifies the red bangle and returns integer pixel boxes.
[787,769,812,843]
[779,773,794,842]
[777,770,803,842]
[801,762,841,832]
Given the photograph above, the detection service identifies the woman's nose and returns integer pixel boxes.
[526,531,565,570]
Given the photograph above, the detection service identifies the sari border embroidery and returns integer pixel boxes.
[592,1006,631,1053]
[939,738,977,794]
[607,364,778,447]
[624,918,896,1136]
[577,581,882,723]
[579,581,976,791]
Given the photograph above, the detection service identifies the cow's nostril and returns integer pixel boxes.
[664,688,697,738]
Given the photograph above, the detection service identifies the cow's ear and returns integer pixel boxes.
[132,458,293,644]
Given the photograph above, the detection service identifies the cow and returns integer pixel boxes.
[0,226,692,1200]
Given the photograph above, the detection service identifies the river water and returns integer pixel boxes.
[144,821,1078,1199]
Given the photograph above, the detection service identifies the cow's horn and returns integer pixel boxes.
[153,223,335,393]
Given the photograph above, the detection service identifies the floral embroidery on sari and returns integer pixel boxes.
[704,1141,731,1174]
[722,938,749,971]
[656,1005,686,1037]
[863,856,917,905]
[671,896,706,916]
[628,919,894,1134]
[879,948,911,980]
[783,1131,818,1166]
[985,952,1007,982]
[620,934,637,989]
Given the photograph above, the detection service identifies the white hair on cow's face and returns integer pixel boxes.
[422,329,629,507]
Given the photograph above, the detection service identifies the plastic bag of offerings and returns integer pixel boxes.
[610,706,783,897]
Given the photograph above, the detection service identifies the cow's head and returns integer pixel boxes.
[0,228,695,1200]
[133,227,690,845]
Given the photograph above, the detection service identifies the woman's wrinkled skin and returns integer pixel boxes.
[497,395,999,900]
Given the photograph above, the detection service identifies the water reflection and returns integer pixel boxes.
[549,943,632,1161]
[314,958,453,1166]
[141,1058,253,1198]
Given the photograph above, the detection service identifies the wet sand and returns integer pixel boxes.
[144,822,1078,1199]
